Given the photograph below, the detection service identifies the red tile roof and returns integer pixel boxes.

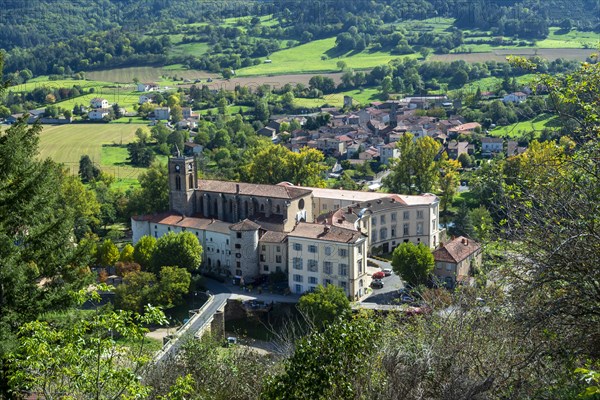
[433,236,481,263]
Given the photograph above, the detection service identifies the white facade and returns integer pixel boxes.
[287,225,368,299]
[88,109,110,120]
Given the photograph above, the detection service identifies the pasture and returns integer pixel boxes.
[293,88,382,109]
[38,124,146,187]
[490,113,559,138]
[86,66,216,84]
[235,37,419,76]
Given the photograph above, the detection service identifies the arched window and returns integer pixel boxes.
[276,205,281,214]
[175,176,181,191]
[189,174,193,189]
[260,204,265,212]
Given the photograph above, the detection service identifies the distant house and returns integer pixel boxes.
[448,122,481,136]
[88,108,111,121]
[257,126,277,141]
[502,92,528,104]
[481,137,504,155]
[154,107,171,121]
[90,98,109,109]
[181,107,193,120]
[446,140,469,159]
[507,140,527,157]
[138,94,156,104]
[378,142,399,165]
[433,236,482,288]
[137,82,159,92]
[184,142,203,156]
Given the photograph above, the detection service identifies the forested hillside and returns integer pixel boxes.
[1,0,598,76]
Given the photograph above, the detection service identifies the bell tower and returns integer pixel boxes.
[168,155,197,216]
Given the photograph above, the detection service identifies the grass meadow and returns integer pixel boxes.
[293,88,382,109]
[490,113,560,137]
[37,123,155,188]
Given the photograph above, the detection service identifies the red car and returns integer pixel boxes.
[372,271,385,280]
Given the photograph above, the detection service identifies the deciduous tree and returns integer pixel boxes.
[298,284,350,328]
[391,242,434,287]
[151,232,203,273]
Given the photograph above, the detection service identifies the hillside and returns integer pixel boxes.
[1,0,598,78]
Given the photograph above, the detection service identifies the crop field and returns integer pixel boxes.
[37,124,146,187]
[235,37,419,76]
[169,41,210,57]
[9,77,116,93]
[86,66,217,84]
[449,74,536,96]
[293,88,382,109]
[490,113,560,138]
[431,47,597,63]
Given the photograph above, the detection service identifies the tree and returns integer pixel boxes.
[298,284,350,328]
[457,153,473,168]
[438,155,461,213]
[151,232,203,273]
[151,122,170,145]
[127,141,155,167]
[120,243,135,262]
[385,134,441,194]
[468,206,493,242]
[133,235,157,270]
[170,104,183,123]
[98,239,120,267]
[78,154,101,183]
[114,271,158,312]
[156,266,191,308]
[127,162,169,215]
[0,117,90,372]
[61,175,101,239]
[135,127,151,144]
[391,242,434,286]
[336,60,347,71]
[8,287,169,398]
[262,316,379,400]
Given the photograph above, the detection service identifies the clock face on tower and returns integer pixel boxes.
[175,164,180,172]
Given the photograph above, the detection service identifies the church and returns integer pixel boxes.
[132,155,441,299]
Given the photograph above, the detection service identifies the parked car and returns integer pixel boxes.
[383,268,393,276]
[226,336,238,347]
[372,271,385,280]
[371,279,384,289]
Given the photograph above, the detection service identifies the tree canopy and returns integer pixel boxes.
[391,242,434,287]
[298,284,351,328]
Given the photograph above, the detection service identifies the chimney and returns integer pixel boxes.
[462,238,468,245]
[236,184,240,194]
[324,225,330,233]
[347,206,353,214]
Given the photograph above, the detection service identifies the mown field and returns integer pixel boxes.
[293,88,382,109]
[86,66,217,84]
[490,113,560,137]
[38,124,152,188]
[235,37,419,76]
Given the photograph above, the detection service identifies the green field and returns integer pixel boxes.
[235,37,419,76]
[38,124,146,187]
[86,66,216,84]
[198,105,254,115]
[490,113,559,137]
[293,88,382,108]
[449,74,536,96]
[9,78,116,93]
[169,42,210,57]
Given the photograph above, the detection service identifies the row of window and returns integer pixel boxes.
[371,210,425,227]
[372,223,424,241]
[293,258,351,276]
[293,276,347,288]
[292,243,351,256]
[260,255,283,263]
[260,245,282,252]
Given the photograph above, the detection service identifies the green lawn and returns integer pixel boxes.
[293,88,382,108]
[38,124,145,185]
[490,113,559,137]
[235,37,419,76]
[49,89,142,113]
[536,27,600,49]
[450,74,536,95]
[169,42,210,57]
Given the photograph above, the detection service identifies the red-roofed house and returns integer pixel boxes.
[433,236,482,288]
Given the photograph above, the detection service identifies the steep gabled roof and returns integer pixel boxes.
[433,236,481,263]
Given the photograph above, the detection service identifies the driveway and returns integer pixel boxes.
[363,258,406,305]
